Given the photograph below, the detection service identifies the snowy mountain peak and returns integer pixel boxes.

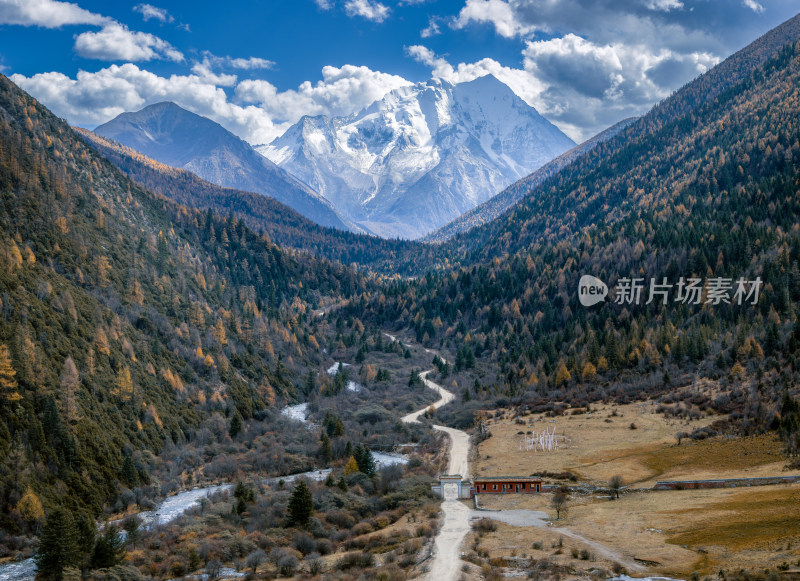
[258,75,575,239]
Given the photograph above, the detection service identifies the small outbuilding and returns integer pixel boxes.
[472,476,542,494]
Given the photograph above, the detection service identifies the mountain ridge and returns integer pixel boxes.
[93,102,357,232]
[260,74,575,239]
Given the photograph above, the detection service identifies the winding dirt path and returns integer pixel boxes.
[394,332,645,577]
[395,336,471,581]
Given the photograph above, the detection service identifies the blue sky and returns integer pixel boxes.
[1,0,797,142]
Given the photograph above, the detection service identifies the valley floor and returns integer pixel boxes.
[467,402,800,577]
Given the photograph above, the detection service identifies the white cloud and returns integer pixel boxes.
[229,57,274,70]
[742,0,764,13]
[133,4,173,23]
[11,64,283,145]
[407,44,546,113]
[190,60,238,87]
[453,0,536,38]
[12,62,412,145]
[645,0,683,11]
[313,0,333,9]
[344,0,390,22]
[421,16,441,38]
[236,64,412,123]
[74,23,184,62]
[407,39,717,141]
[0,0,108,28]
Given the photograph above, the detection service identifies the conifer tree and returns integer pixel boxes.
[91,525,126,568]
[354,443,376,476]
[229,409,242,438]
[36,507,81,580]
[120,455,139,488]
[0,344,21,403]
[286,480,313,527]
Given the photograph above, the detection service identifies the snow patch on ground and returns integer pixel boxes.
[0,558,36,581]
[326,362,351,375]
[137,484,232,529]
[372,451,409,467]
[264,469,332,486]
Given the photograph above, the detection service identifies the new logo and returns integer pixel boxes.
[578,275,608,307]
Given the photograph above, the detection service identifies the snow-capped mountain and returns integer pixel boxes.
[93,102,355,232]
[258,75,575,239]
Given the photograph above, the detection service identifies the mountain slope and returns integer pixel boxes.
[424,117,638,243]
[0,73,361,520]
[350,19,800,427]
[93,102,355,232]
[438,13,800,264]
[260,75,575,239]
[75,128,428,275]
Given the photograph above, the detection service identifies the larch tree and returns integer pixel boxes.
[59,356,81,424]
[0,344,21,403]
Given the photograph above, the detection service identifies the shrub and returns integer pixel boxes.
[336,551,375,570]
[472,518,497,533]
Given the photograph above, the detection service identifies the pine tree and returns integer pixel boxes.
[319,432,332,463]
[36,507,81,581]
[120,455,139,487]
[286,480,313,527]
[354,443,376,476]
[229,409,242,438]
[91,525,126,568]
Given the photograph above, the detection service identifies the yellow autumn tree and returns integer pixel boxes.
[554,361,572,387]
[95,328,110,356]
[344,456,359,476]
[114,366,134,402]
[213,319,227,345]
[17,488,44,526]
[581,362,597,381]
[59,356,81,424]
[0,344,21,403]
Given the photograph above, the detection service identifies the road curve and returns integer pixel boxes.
[399,344,471,581]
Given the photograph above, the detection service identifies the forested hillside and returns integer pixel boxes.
[0,73,363,522]
[440,13,800,264]
[349,34,800,448]
[74,129,428,276]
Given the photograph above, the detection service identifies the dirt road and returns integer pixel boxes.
[400,348,471,581]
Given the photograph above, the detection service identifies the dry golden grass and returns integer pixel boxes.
[471,403,800,575]
[477,485,800,576]
[475,402,790,486]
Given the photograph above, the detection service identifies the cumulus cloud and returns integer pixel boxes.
[344,0,390,22]
[453,0,536,38]
[407,39,716,141]
[11,64,283,144]
[442,0,786,139]
[12,62,412,145]
[74,23,183,62]
[0,0,108,27]
[313,0,333,9]
[236,64,412,123]
[133,4,174,23]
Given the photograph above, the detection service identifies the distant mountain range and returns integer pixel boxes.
[93,102,356,232]
[423,117,638,243]
[258,75,575,239]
